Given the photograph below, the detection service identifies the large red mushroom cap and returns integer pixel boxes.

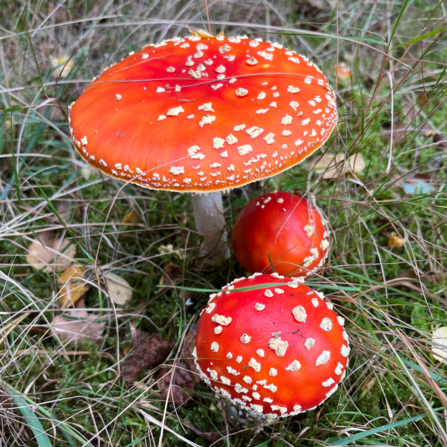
[231,191,329,277]
[69,35,337,192]
[194,273,349,419]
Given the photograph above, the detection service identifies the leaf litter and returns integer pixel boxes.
[306,152,365,178]
[155,333,200,405]
[121,324,175,383]
[57,264,90,307]
[122,326,200,404]
[51,298,105,345]
[26,232,76,273]
[104,272,133,306]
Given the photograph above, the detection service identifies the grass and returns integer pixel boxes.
[0,0,447,446]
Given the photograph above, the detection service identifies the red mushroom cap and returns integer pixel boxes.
[194,273,349,419]
[69,35,337,192]
[231,191,329,277]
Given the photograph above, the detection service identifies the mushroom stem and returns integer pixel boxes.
[192,192,230,264]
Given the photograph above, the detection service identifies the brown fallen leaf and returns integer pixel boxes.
[180,332,198,374]
[156,361,198,405]
[57,264,90,307]
[155,333,200,404]
[402,98,417,123]
[159,263,194,303]
[121,325,175,383]
[51,309,104,345]
[159,263,183,286]
[306,153,365,179]
[433,133,447,150]
[392,123,407,144]
[26,232,76,273]
[54,202,71,220]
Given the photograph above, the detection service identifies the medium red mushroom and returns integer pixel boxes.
[69,34,337,263]
[194,273,349,419]
[232,191,329,277]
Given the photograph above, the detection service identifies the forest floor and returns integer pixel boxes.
[0,0,447,446]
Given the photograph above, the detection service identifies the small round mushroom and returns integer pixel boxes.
[69,34,337,264]
[231,191,329,277]
[194,273,349,419]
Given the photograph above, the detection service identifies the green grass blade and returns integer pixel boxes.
[11,394,53,447]
[329,414,426,445]
[158,283,360,294]
[2,380,87,447]
[388,0,410,44]
[392,25,447,49]
[400,358,447,386]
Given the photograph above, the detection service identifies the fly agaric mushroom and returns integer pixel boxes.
[69,34,337,264]
[232,191,329,277]
[194,273,349,419]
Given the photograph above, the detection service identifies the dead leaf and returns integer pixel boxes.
[156,361,198,405]
[57,264,90,307]
[54,202,70,220]
[393,123,407,144]
[432,327,447,364]
[363,377,376,393]
[188,29,223,39]
[306,153,365,179]
[104,273,133,306]
[433,133,447,150]
[155,333,200,404]
[121,325,175,383]
[50,56,74,78]
[388,232,404,248]
[51,309,104,345]
[123,209,138,224]
[180,333,198,376]
[159,262,194,302]
[159,263,183,286]
[402,98,417,122]
[26,233,76,273]
[417,92,430,107]
[420,123,432,137]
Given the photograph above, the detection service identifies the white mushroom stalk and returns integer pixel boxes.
[192,192,230,264]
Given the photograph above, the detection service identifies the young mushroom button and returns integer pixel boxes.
[194,273,349,419]
[232,191,330,277]
[69,33,337,265]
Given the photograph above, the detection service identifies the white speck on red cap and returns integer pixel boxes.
[316,350,331,366]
